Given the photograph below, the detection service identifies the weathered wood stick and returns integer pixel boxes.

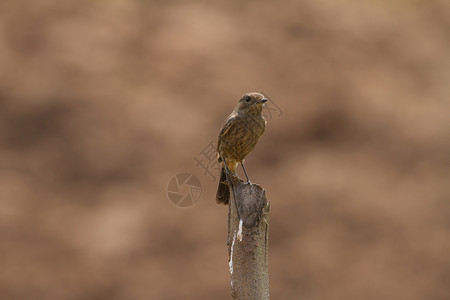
[227,177,270,299]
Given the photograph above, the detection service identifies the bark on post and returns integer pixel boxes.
[227,177,270,299]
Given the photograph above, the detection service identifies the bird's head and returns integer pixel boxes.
[236,92,268,114]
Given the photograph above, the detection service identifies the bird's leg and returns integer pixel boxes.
[221,159,241,220]
[222,157,236,201]
[222,157,238,180]
[222,157,231,176]
[222,157,234,182]
[241,162,250,184]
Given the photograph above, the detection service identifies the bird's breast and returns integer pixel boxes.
[218,114,265,162]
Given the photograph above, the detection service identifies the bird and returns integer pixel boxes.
[216,92,268,205]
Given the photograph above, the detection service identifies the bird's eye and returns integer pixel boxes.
[244,96,251,102]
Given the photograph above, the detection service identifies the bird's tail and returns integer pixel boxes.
[216,165,230,205]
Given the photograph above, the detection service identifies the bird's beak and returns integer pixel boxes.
[259,98,268,104]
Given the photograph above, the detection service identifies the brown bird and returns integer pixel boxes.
[216,92,268,205]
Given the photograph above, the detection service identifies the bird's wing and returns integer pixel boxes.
[217,114,239,162]
[218,114,238,138]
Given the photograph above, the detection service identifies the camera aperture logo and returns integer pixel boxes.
[167,173,202,208]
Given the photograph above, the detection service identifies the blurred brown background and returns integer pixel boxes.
[0,0,449,299]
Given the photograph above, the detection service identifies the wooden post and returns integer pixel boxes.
[227,177,270,299]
